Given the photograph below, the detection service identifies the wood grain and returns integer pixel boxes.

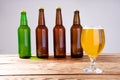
[0,54,120,80]
[0,75,120,80]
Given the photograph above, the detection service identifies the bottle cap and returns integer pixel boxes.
[74,9,79,13]
[21,10,26,14]
[56,7,61,10]
[21,9,26,12]
[39,7,44,10]
[75,9,79,12]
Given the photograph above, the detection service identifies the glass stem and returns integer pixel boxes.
[90,58,96,70]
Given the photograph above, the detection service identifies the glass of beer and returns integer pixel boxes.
[81,26,105,73]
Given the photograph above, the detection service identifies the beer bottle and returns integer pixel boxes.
[18,11,31,58]
[70,10,83,58]
[53,8,66,58]
[36,8,49,58]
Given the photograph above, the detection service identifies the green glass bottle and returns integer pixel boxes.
[18,11,31,58]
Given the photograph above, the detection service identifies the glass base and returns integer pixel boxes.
[83,66,103,73]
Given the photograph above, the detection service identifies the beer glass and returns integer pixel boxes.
[81,26,105,73]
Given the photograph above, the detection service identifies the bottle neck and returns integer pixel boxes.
[38,9,45,26]
[56,8,63,26]
[73,11,80,25]
[20,12,28,26]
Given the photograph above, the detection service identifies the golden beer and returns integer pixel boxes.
[81,28,105,59]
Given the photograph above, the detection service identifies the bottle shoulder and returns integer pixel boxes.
[36,25,48,30]
[71,25,82,31]
[53,26,65,33]
[18,25,30,30]
[71,25,82,29]
[54,25,65,29]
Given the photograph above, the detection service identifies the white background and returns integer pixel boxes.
[0,0,120,55]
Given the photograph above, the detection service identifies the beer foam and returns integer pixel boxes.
[83,26,104,29]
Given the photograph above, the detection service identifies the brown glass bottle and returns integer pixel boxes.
[53,8,66,58]
[70,10,83,58]
[36,8,49,58]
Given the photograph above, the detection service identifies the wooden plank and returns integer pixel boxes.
[0,54,120,76]
[0,75,120,80]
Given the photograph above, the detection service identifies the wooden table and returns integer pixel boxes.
[0,54,120,80]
